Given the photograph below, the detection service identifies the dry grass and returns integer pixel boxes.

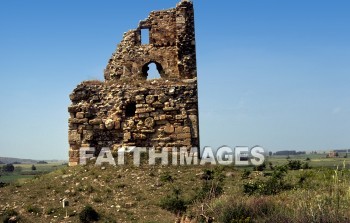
[1,162,350,222]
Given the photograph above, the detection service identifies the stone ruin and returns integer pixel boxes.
[68,0,199,166]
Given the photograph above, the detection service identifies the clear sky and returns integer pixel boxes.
[0,0,349,160]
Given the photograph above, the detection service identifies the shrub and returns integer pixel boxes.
[208,196,277,223]
[194,169,224,201]
[2,164,14,172]
[287,160,302,170]
[0,182,8,188]
[243,181,260,195]
[243,166,292,195]
[79,206,100,223]
[241,169,251,179]
[219,203,252,223]
[159,187,187,214]
[302,162,311,169]
[92,196,103,203]
[31,165,37,171]
[287,160,310,170]
[159,172,173,182]
[253,162,266,171]
[200,169,214,181]
[1,209,19,222]
[26,205,41,214]
[45,207,56,215]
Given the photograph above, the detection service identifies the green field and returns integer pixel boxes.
[267,153,350,169]
[0,162,66,184]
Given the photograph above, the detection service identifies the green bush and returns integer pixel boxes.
[2,164,14,172]
[79,206,100,223]
[241,169,251,179]
[194,169,224,201]
[220,203,252,223]
[1,209,19,222]
[159,172,173,182]
[45,207,56,215]
[302,162,311,169]
[243,181,260,195]
[253,162,266,171]
[200,169,214,180]
[159,187,187,214]
[287,160,302,170]
[243,166,292,195]
[286,160,310,170]
[208,197,276,223]
[26,205,41,214]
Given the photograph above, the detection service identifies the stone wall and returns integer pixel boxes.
[104,0,197,81]
[68,0,199,166]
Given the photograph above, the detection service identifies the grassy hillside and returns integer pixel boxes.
[1,157,350,222]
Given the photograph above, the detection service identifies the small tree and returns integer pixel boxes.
[2,164,15,172]
[31,165,37,171]
[254,162,266,171]
[79,206,99,223]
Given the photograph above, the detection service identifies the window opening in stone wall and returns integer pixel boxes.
[147,63,161,79]
[142,61,165,79]
[141,28,150,45]
[125,102,136,118]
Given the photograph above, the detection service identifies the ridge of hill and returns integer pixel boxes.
[0,157,66,164]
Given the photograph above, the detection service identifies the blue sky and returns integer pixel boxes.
[0,0,349,160]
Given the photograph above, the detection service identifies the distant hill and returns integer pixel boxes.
[0,157,66,164]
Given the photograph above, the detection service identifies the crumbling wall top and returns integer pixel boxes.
[104,0,197,81]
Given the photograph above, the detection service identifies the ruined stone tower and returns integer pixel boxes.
[68,0,199,166]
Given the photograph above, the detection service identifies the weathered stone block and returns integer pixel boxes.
[76,112,85,119]
[175,126,183,133]
[189,115,198,138]
[145,95,155,104]
[138,112,150,118]
[123,132,131,142]
[164,125,174,134]
[68,130,81,144]
[104,119,115,130]
[176,133,191,140]
[89,118,102,125]
[145,117,155,128]
[115,120,121,130]
[69,118,88,124]
[82,130,94,141]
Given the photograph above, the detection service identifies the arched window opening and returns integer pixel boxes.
[125,102,136,118]
[142,61,165,80]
